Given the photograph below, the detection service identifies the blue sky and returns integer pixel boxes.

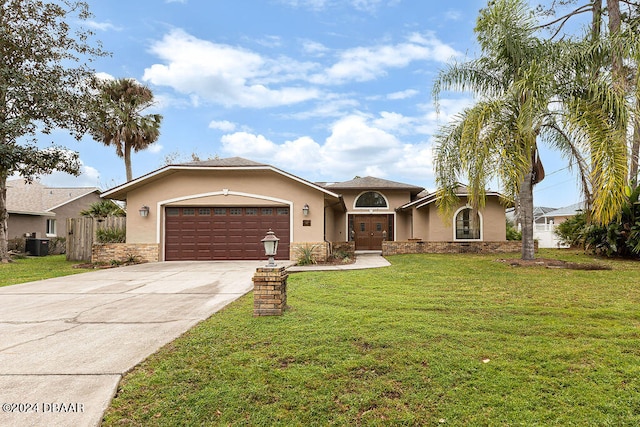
[39,0,586,209]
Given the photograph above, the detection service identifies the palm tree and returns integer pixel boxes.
[432,0,626,260]
[80,200,125,218]
[90,78,162,182]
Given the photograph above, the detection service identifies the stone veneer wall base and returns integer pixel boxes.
[382,241,535,255]
[92,243,159,264]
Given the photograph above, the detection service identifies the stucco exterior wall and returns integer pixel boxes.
[7,214,47,239]
[51,193,102,237]
[413,196,507,242]
[123,169,333,258]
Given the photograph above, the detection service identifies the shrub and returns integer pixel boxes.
[506,218,521,241]
[48,237,66,255]
[96,227,126,243]
[554,213,587,248]
[296,245,318,265]
[556,185,640,258]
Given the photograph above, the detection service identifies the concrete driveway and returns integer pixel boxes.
[0,261,261,427]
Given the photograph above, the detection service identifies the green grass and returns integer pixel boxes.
[0,255,86,287]
[102,250,640,426]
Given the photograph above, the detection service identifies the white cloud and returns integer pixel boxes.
[220,132,278,157]
[38,164,101,188]
[85,20,122,32]
[311,32,460,85]
[445,10,462,21]
[143,29,321,108]
[372,111,415,134]
[93,72,115,81]
[208,120,237,132]
[387,89,419,100]
[279,0,385,12]
[218,113,436,182]
[147,143,164,154]
[301,40,329,57]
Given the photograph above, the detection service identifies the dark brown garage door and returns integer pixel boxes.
[165,206,290,261]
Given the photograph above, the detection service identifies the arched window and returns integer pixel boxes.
[355,191,388,208]
[455,208,481,240]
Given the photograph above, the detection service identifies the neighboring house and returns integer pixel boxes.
[535,202,585,248]
[6,179,102,240]
[101,157,510,262]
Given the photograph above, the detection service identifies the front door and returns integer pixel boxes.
[352,214,390,250]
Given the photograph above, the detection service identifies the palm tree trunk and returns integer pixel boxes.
[124,143,133,182]
[519,169,536,260]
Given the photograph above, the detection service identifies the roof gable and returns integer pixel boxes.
[101,157,342,201]
[324,176,424,195]
[400,184,509,210]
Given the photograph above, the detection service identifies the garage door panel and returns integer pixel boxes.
[165,206,290,261]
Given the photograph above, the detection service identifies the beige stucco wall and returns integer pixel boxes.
[51,193,102,237]
[7,214,47,239]
[123,169,335,259]
[412,196,507,241]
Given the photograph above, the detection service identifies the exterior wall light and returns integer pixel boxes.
[261,229,280,267]
[302,203,310,216]
[139,206,150,217]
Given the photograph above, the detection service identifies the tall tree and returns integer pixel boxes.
[0,0,107,263]
[432,0,625,260]
[537,0,640,186]
[89,78,163,182]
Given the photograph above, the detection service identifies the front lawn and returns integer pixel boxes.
[0,255,85,287]
[102,250,640,426]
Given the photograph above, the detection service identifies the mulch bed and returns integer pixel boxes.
[497,258,612,270]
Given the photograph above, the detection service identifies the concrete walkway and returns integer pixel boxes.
[0,261,261,427]
[286,251,391,272]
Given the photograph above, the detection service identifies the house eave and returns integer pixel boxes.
[101,164,343,201]
[8,210,56,217]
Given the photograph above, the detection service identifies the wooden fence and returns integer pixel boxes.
[66,217,126,261]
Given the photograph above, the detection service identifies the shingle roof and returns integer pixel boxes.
[324,176,424,193]
[7,179,100,214]
[178,157,265,167]
[540,201,585,218]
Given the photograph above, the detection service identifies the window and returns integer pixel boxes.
[355,191,387,208]
[182,208,195,216]
[46,219,56,236]
[198,208,211,216]
[455,208,481,240]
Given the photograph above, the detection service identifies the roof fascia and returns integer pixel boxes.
[8,210,56,217]
[47,189,101,212]
[101,165,343,200]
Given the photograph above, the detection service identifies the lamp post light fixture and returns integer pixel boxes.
[302,203,310,216]
[139,206,150,217]
[261,229,280,267]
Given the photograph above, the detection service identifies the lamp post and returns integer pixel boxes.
[261,229,279,267]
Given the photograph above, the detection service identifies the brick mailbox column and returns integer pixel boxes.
[253,266,288,316]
